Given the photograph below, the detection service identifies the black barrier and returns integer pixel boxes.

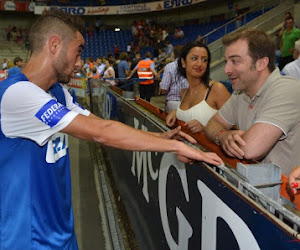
[91,81,300,250]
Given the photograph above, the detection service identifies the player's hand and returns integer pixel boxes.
[162,126,197,144]
[177,143,224,166]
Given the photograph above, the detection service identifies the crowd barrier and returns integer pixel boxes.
[81,79,300,250]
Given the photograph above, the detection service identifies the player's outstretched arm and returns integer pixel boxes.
[62,114,223,166]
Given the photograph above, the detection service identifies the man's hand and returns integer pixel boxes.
[288,166,300,195]
[184,120,204,134]
[155,75,161,81]
[219,130,246,159]
[161,126,197,144]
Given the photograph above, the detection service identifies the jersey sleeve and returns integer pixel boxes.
[61,85,90,116]
[1,81,79,146]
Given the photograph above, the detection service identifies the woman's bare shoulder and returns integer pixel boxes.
[210,81,229,94]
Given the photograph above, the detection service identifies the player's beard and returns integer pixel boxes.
[52,48,72,84]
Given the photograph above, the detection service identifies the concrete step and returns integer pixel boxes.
[0,46,30,62]
[0,37,30,61]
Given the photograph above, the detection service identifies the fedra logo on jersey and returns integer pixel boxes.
[35,99,69,128]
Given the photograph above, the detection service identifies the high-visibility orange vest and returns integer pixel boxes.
[137,59,154,85]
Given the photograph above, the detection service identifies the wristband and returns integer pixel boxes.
[214,129,225,145]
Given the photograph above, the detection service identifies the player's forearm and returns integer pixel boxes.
[94,119,181,152]
[66,115,180,153]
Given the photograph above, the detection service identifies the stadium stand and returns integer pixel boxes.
[81,4,277,59]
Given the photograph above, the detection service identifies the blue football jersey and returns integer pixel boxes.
[0,73,89,249]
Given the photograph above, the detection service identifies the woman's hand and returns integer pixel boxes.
[185,120,204,134]
[166,110,177,127]
[288,166,300,195]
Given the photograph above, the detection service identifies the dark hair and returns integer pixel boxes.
[285,11,292,17]
[29,9,85,54]
[285,16,294,22]
[120,52,128,60]
[222,28,275,72]
[107,58,114,65]
[173,45,183,59]
[145,51,151,58]
[14,57,23,65]
[177,40,211,87]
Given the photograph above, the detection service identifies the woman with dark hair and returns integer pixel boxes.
[166,41,230,133]
[103,58,116,86]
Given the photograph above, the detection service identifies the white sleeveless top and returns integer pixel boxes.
[176,83,217,126]
[103,66,116,86]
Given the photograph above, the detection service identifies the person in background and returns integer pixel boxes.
[130,52,142,76]
[114,44,119,57]
[279,16,300,70]
[95,19,100,34]
[103,58,116,86]
[91,67,99,79]
[83,57,91,76]
[174,27,184,39]
[113,52,120,84]
[8,56,23,76]
[166,41,230,133]
[234,4,242,28]
[196,34,206,44]
[96,57,106,76]
[278,11,293,39]
[118,52,131,90]
[0,9,223,250]
[130,52,142,93]
[160,45,189,113]
[2,58,8,70]
[6,59,13,69]
[127,51,159,102]
[127,42,132,57]
[282,39,300,80]
[164,39,174,58]
[204,28,300,176]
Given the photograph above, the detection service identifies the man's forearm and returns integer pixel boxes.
[204,118,228,143]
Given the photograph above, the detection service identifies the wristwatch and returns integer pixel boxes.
[214,129,225,145]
